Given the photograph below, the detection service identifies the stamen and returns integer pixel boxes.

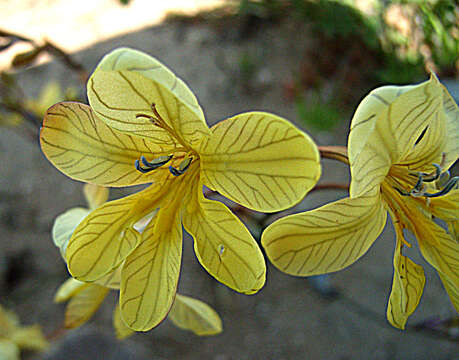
[169,157,193,177]
[398,163,457,198]
[135,155,173,173]
[394,187,411,197]
[437,170,450,189]
[420,163,442,182]
[135,104,165,127]
[423,176,458,198]
[395,175,458,198]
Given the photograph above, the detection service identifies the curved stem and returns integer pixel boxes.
[319,145,349,165]
[310,183,349,193]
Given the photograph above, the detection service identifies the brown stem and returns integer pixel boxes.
[310,183,349,192]
[319,145,349,165]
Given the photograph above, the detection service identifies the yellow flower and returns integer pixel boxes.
[55,276,223,339]
[0,304,48,359]
[53,184,223,338]
[262,74,459,329]
[41,48,321,331]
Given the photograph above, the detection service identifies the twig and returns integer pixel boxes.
[0,28,89,84]
[319,145,349,165]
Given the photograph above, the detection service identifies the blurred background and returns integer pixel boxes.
[1,0,458,359]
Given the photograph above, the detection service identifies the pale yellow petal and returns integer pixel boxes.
[386,231,425,329]
[54,278,88,303]
[120,207,182,331]
[199,112,321,212]
[349,75,444,197]
[52,207,90,258]
[0,340,19,360]
[417,220,459,309]
[41,102,171,187]
[448,221,459,242]
[169,294,222,336]
[83,184,109,210]
[113,305,135,340]
[440,81,459,169]
[94,266,122,289]
[182,180,265,294]
[88,48,210,147]
[11,325,49,351]
[65,284,109,328]
[262,192,386,276]
[66,184,165,282]
[0,305,19,333]
[438,271,459,313]
[429,189,459,222]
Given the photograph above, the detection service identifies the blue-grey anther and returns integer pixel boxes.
[135,155,173,173]
[169,157,193,177]
[398,164,457,198]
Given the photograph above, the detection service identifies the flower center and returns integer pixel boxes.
[391,163,457,198]
[134,103,197,177]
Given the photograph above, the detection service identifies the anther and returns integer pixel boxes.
[394,187,411,197]
[423,176,458,198]
[437,170,450,189]
[400,163,457,198]
[169,157,193,177]
[420,163,442,182]
[135,155,173,173]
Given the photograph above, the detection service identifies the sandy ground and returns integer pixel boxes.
[1,9,459,360]
[0,0,225,69]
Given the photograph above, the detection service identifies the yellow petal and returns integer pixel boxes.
[120,207,182,331]
[438,271,459,313]
[54,278,88,303]
[64,284,109,329]
[448,221,459,242]
[0,340,19,360]
[88,48,210,147]
[349,75,444,197]
[262,192,386,276]
[440,81,459,169]
[11,325,49,351]
[41,102,171,187]
[83,184,109,210]
[199,112,321,212]
[168,294,222,336]
[52,207,90,258]
[417,220,459,308]
[386,231,425,329]
[0,305,19,332]
[113,305,135,340]
[182,180,266,294]
[94,266,122,289]
[66,185,160,282]
[429,189,459,222]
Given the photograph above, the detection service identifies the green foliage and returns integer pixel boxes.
[376,56,425,84]
[295,94,342,131]
[238,0,285,18]
[419,0,458,71]
[291,0,381,49]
